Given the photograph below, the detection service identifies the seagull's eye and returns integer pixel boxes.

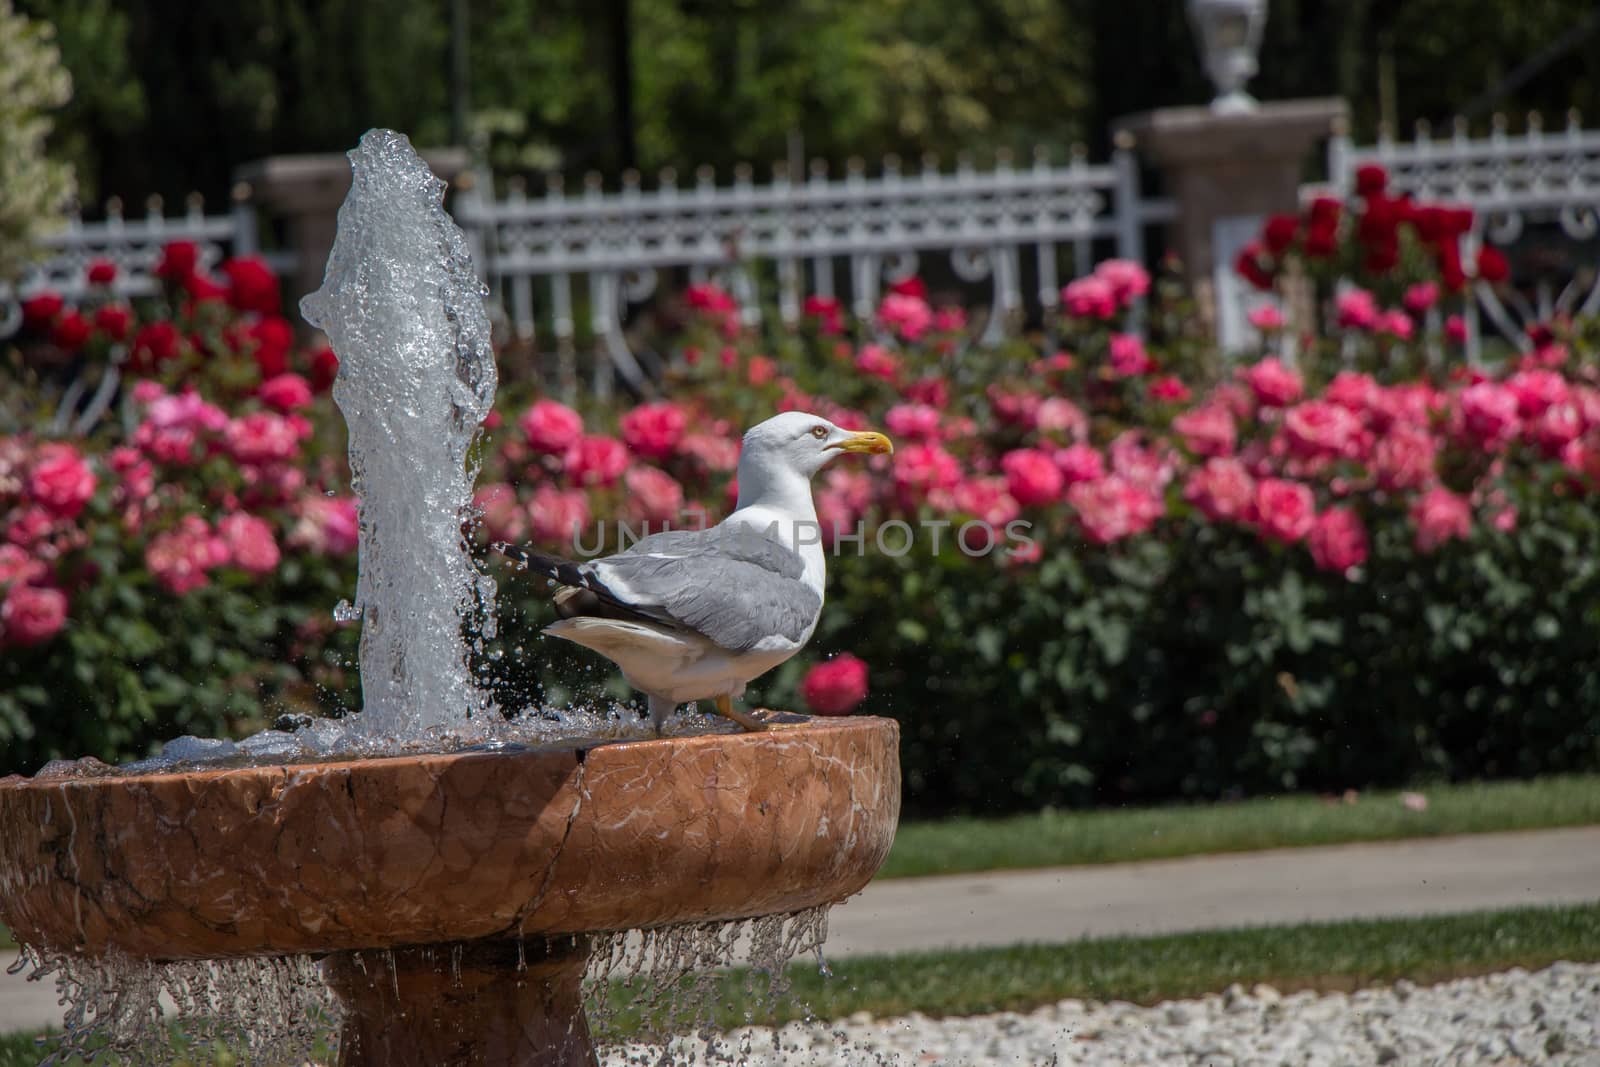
[811,426,829,439]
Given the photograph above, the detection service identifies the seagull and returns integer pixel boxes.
[498,411,891,734]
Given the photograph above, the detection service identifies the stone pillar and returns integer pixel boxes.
[235,147,469,322]
[1114,100,1346,349]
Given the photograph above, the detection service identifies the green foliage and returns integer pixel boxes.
[0,0,74,282]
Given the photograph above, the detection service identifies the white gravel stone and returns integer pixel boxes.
[601,962,1600,1065]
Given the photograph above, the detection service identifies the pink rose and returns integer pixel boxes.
[1308,507,1369,575]
[988,387,1042,428]
[1054,444,1106,486]
[893,443,963,502]
[257,373,313,413]
[933,306,966,332]
[1282,400,1364,461]
[685,282,737,316]
[885,403,943,441]
[680,432,741,473]
[1001,448,1064,507]
[1336,289,1381,331]
[1034,397,1088,441]
[287,495,360,556]
[145,515,230,594]
[1,583,67,647]
[218,513,280,574]
[1404,282,1439,314]
[1067,475,1163,544]
[1062,276,1116,319]
[1109,431,1179,493]
[1372,425,1438,491]
[1444,315,1468,345]
[1094,259,1151,306]
[950,477,1021,528]
[1505,369,1570,419]
[225,412,307,465]
[0,545,48,588]
[877,292,933,341]
[854,344,901,382]
[1254,478,1316,544]
[519,399,584,455]
[1173,405,1237,458]
[620,402,687,461]
[1381,310,1415,341]
[1410,487,1472,553]
[1530,403,1582,455]
[474,483,530,543]
[529,485,592,547]
[1371,383,1441,431]
[6,508,55,549]
[1108,333,1154,377]
[1184,458,1257,524]
[801,653,869,716]
[1150,376,1192,403]
[564,435,630,487]
[1243,358,1303,407]
[625,465,685,526]
[1457,382,1520,451]
[817,468,872,543]
[27,443,96,520]
[1324,371,1381,414]
[1248,304,1286,332]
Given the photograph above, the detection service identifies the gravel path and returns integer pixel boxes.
[603,962,1600,1066]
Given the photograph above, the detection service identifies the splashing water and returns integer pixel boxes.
[300,128,498,737]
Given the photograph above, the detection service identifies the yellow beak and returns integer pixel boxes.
[826,430,894,456]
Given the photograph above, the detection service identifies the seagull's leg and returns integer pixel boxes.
[647,694,676,737]
[715,694,768,733]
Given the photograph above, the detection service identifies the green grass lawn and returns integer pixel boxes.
[7,901,1597,1062]
[880,774,1600,879]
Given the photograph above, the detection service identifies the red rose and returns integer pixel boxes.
[1309,507,1369,575]
[20,291,63,329]
[27,443,97,520]
[222,255,282,315]
[155,241,200,280]
[1354,163,1388,197]
[801,653,869,716]
[1262,214,1299,255]
[1254,478,1316,545]
[51,311,92,351]
[86,259,118,286]
[1303,221,1339,259]
[888,276,927,300]
[309,346,339,393]
[1436,243,1467,291]
[129,321,183,374]
[245,316,294,378]
[258,372,314,413]
[1233,242,1274,291]
[1307,196,1342,229]
[620,402,688,461]
[1,583,68,647]
[1476,246,1510,283]
[182,271,228,305]
[94,304,133,342]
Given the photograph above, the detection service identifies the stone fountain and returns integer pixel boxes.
[0,131,900,1065]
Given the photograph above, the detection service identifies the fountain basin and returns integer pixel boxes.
[0,715,900,961]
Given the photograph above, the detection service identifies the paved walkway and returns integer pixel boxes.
[4,826,1597,1035]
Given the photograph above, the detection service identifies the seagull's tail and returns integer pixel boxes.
[490,541,589,588]
[491,541,640,624]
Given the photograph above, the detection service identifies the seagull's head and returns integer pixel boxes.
[740,411,894,483]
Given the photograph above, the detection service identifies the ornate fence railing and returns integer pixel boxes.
[453,148,1176,395]
[1325,112,1600,360]
[0,191,270,339]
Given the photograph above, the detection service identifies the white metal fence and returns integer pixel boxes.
[453,147,1175,394]
[1326,111,1600,360]
[0,191,269,339]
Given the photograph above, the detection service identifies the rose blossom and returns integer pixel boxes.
[1457,382,1520,451]
[1308,508,1369,575]
[144,515,230,594]
[893,443,962,502]
[885,403,943,441]
[6,507,54,549]
[218,513,280,574]
[1254,478,1316,544]
[564,435,629,487]
[1109,431,1178,493]
[950,477,1021,528]
[1530,403,1582,455]
[854,344,901,382]
[154,240,199,280]
[1061,276,1116,319]
[258,373,313,413]
[1034,397,1088,441]
[225,412,307,465]
[86,259,117,285]
[1,583,67,647]
[680,432,740,473]
[1150,376,1192,403]
[625,466,685,526]
[1324,371,1381,414]
[94,304,132,342]
[520,399,584,454]
[1248,304,1286,331]
[877,292,933,341]
[1381,310,1415,340]
[1184,458,1256,524]
[1372,425,1438,491]
[620,402,688,460]
[27,443,96,520]
[1001,449,1064,507]
[1410,487,1472,552]
[1173,405,1236,458]
[1108,333,1154,377]
[1067,475,1163,544]
[1282,400,1364,461]
[1336,288,1381,331]
[1094,259,1151,306]
[529,485,592,546]
[1444,315,1468,345]
[287,495,360,556]
[801,654,868,716]
[1505,368,1570,419]
[1054,444,1105,485]
[1243,357,1303,407]
[1404,281,1440,313]
[474,483,529,543]
[221,256,281,314]
[51,311,92,351]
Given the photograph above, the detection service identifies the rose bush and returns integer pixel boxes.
[7,179,1600,817]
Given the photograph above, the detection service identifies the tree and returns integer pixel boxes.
[0,0,75,282]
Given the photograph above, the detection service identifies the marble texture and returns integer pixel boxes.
[0,715,901,962]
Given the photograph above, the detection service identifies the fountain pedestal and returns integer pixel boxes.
[325,937,596,1067]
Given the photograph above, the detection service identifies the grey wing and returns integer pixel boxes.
[588,528,819,651]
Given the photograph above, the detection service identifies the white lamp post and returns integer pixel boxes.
[1186,0,1268,114]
